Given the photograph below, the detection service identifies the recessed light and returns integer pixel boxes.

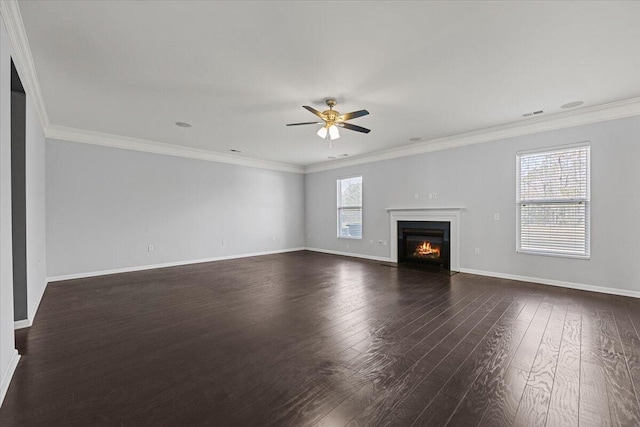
[327,156,337,159]
[175,121,192,128]
[409,137,422,142]
[229,149,241,153]
[561,101,584,109]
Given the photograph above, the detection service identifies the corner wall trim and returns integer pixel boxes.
[304,247,392,263]
[0,1,50,128]
[47,248,306,282]
[13,319,30,330]
[459,268,640,299]
[0,350,20,407]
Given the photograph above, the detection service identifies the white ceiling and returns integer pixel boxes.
[17,1,640,167]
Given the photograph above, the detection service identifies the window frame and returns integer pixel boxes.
[336,175,363,240]
[516,142,591,259]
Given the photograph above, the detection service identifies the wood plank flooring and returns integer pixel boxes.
[1,251,639,426]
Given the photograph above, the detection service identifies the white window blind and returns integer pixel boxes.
[337,176,362,239]
[517,145,590,258]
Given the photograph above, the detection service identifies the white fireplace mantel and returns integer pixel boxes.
[388,207,464,271]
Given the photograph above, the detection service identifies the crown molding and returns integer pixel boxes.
[45,125,304,173]
[304,97,640,174]
[38,96,640,175]
[0,0,49,128]
[1,0,303,174]
[3,1,639,175]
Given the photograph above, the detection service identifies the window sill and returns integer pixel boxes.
[516,250,590,260]
[338,236,362,240]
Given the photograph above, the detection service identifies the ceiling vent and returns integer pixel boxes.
[522,110,544,117]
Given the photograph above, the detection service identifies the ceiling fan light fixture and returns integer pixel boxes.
[328,125,340,140]
[317,126,328,139]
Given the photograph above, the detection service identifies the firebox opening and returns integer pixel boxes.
[414,241,440,258]
[398,221,451,270]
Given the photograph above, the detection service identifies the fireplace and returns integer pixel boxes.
[388,208,461,272]
[398,221,450,270]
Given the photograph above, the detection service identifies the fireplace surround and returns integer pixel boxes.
[387,207,463,272]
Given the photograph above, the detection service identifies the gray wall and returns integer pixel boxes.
[24,93,46,321]
[306,116,640,294]
[46,139,305,277]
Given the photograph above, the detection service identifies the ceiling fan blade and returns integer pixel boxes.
[337,122,371,134]
[286,121,323,126]
[340,109,369,121]
[303,105,326,120]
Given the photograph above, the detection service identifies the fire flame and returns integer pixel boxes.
[414,241,441,258]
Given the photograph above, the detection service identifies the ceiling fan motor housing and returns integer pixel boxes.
[323,99,339,124]
[323,110,339,124]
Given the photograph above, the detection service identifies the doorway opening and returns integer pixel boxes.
[11,59,27,322]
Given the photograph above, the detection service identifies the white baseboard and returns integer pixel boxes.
[28,279,47,322]
[47,248,306,282]
[0,350,20,408]
[459,268,640,299]
[13,278,50,329]
[303,248,640,299]
[44,247,639,299]
[13,319,31,330]
[304,247,393,263]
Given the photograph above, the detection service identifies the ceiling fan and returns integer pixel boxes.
[286,99,370,145]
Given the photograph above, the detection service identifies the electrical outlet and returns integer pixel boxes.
[474,248,480,255]
[414,193,419,200]
[148,244,154,252]
[494,213,500,220]
[346,244,350,250]
[272,236,276,242]
[428,192,438,199]
[222,239,227,246]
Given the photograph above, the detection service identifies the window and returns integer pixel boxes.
[337,176,362,239]
[517,144,590,258]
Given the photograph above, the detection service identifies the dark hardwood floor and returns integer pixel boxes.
[1,251,639,426]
